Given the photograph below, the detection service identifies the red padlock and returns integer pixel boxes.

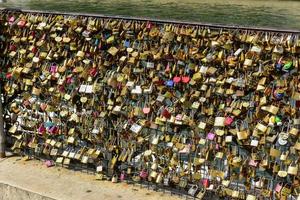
[161,108,171,119]
[173,76,181,83]
[224,116,234,126]
[38,124,46,134]
[6,72,12,79]
[48,126,58,135]
[17,19,27,28]
[296,100,300,108]
[66,77,73,84]
[202,178,210,188]
[181,76,190,83]
[89,67,98,77]
[31,46,38,54]
[30,31,36,37]
[58,85,65,93]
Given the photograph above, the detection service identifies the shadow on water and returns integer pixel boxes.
[0,0,300,29]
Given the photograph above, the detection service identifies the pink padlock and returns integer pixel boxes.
[207,132,215,140]
[143,107,151,114]
[38,124,46,134]
[8,16,15,25]
[176,114,183,121]
[9,43,17,51]
[275,182,283,192]
[45,160,54,168]
[120,171,126,181]
[139,169,148,179]
[117,82,122,90]
[146,21,153,29]
[248,159,258,167]
[50,64,57,73]
[165,63,171,73]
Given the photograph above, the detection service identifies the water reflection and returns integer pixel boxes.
[1,0,300,30]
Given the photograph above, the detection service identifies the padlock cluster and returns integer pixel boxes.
[1,10,300,200]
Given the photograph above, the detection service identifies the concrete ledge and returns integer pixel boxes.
[0,157,181,200]
[0,183,54,200]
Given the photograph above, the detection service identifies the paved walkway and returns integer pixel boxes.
[0,156,181,200]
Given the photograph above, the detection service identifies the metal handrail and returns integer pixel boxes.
[1,7,300,34]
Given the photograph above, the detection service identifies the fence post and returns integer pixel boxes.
[0,88,5,158]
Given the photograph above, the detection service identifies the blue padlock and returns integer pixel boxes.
[166,80,174,87]
[44,121,55,128]
[124,39,130,48]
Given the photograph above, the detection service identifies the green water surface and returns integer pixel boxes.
[1,0,300,30]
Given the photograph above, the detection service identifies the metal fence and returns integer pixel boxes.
[0,7,299,200]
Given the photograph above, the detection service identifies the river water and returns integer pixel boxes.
[0,0,300,30]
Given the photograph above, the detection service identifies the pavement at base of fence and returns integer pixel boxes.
[0,156,183,200]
